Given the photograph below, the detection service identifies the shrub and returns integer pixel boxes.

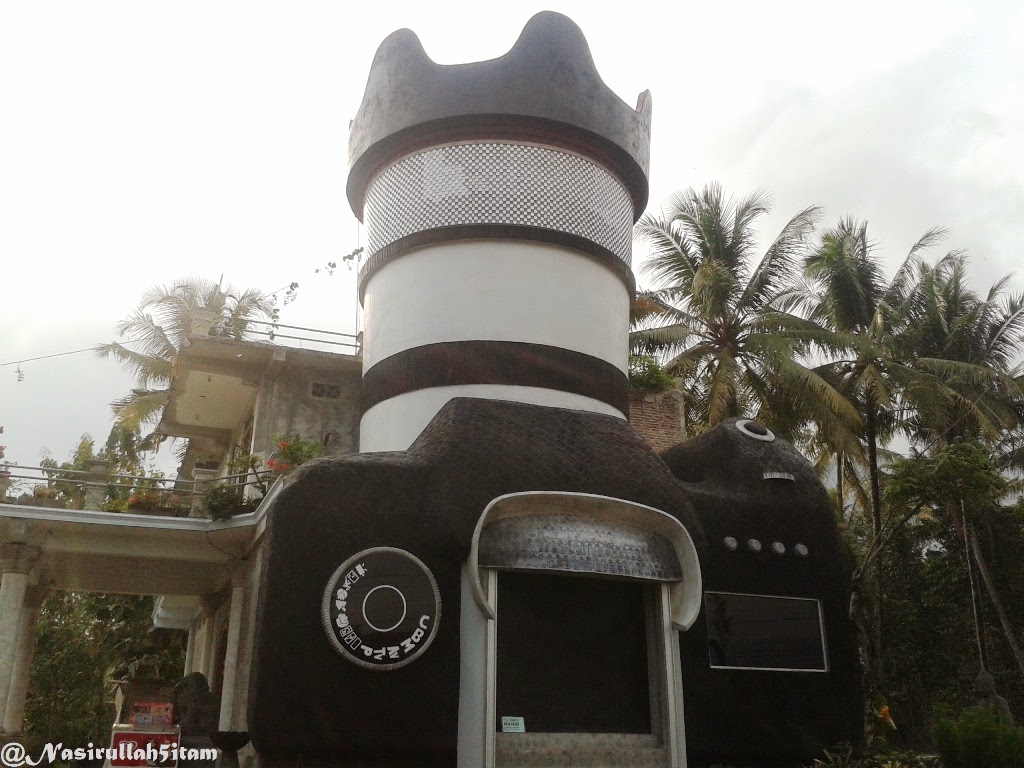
[628,355,676,394]
[267,434,322,475]
[203,485,262,520]
[814,744,856,767]
[861,750,942,768]
[810,746,941,768]
[933,706,1024,768]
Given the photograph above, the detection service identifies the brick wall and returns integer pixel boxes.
[627,390,685,453]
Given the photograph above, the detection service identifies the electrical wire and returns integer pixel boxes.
[0,347,96,367]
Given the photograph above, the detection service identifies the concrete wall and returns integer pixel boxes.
[251,352,361,461]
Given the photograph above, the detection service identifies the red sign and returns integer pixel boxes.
[109,730,179,767]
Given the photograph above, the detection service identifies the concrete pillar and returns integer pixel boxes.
[192,618,208,680]
[191,468,219,518]
[0,543,39,729]
[200,595,220,682]
[183,621,198,676]
[229,548,262,732]
[218,564,248,730]
[3,586,46,733]
[84,458,110,511]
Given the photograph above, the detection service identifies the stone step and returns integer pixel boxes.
[496,733,668,768]
[497,733,660,749]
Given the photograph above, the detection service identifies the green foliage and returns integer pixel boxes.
[267,434,322,474]
[31,484,58,500]
[203,484,262,519]
[229,452,270,494]
[628,355,676,394]
[814,744,857,767]
[885,441,1005,517]
[96,277,275,433]
[630,190,1024,752]
[33,434,100,508]
[860,751,942,768]
[933,706,1024,768]
[875,490,1024,747]
[104,422,144,475]
[631,183,855,439]
[809,746,941,768]
[200,450,270,520]
[24,593,185,751]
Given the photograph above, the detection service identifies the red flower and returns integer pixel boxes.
[277,441,289,450]
[129,495,139,505]
[266,458,277,469]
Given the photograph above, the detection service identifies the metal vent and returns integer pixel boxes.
[311,382,342,399]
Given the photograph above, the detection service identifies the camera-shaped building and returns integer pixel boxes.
[247,13,862,767]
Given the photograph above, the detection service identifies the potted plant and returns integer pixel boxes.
[266,435,322,476]
[126,488,161,513]
[203,485,263,520]
[27,485,63,508]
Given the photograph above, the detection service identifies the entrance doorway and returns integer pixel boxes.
[496,571,651,733]
[463,492,701,767]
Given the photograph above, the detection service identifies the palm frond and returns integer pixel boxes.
[738,205,821,313]
[110,389,170,430]
[94,342,173,388]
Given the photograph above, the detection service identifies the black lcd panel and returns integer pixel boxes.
[705,592,827,671]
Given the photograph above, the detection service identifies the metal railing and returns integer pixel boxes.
[0,464,272,517]
[239,320,360,353]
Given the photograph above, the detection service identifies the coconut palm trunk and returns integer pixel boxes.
[864,404,887,687]
[969,525,1024,678]
[836,450,844,517]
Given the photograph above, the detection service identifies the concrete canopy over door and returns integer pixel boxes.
[461,492,700,768]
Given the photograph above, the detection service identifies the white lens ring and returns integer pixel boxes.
[736,419,775,442]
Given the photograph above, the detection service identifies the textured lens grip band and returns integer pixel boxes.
[362,142,634,286]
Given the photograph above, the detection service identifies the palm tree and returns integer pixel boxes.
[787,221,958,541]
[96,277,275,442]
[791,219,1024,690]
[789,221,952,688]
[898,253,1024,447]
[894,257,1024,678]
[631,183,857,439]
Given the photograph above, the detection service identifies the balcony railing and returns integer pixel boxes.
[236,320,360,353]
[0,463,271,519]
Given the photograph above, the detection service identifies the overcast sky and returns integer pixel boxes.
[1,0,1021,472]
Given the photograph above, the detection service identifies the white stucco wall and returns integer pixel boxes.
[361,241,630,373]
